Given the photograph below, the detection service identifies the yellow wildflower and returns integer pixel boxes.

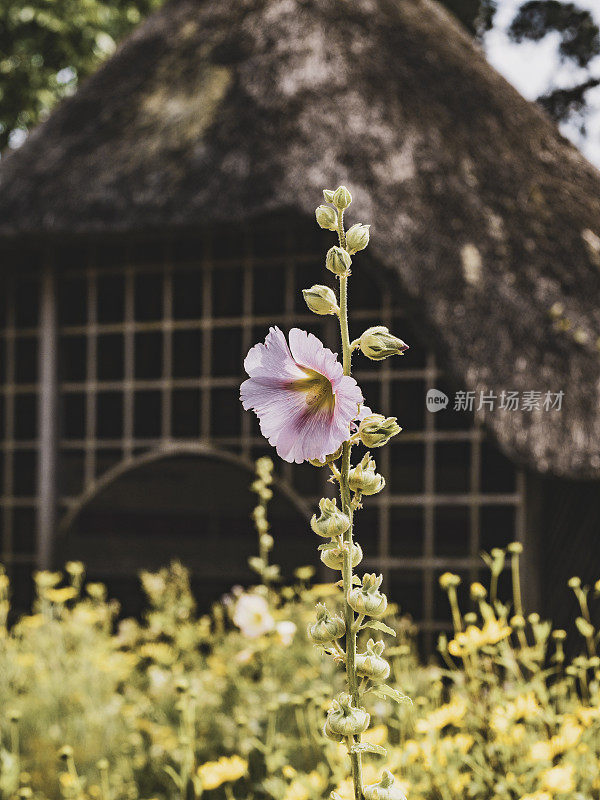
[415,698,467,733]
[482,618,512,644]
[16,653,35,668]
[335,765,379,800]
[448,619,511,656]
[307,583,339,597]
[451,733,474,753]
[541,763,575,794]
[34,571,62,588]
[59,773,77,789]
[283,771,326,800]
[491,693,540,734]
[520,794,552,800]
[19,614,44,629]
[530,741,554,762]
[45,587,78,603]
[451,773,470,793]
[577,706,600,726]
[197,756,247,790]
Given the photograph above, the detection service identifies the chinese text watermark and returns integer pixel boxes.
[426,389,564,413]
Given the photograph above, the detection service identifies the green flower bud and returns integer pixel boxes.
[348,453,385,496]
[308,603,346,643]
[311,498,351,538]
[316,205,338,231]
[364,771,407,800]
[326,246,352,277]
[333,185,352,210]
[507,541,523,554]
[326,693,370,737]
[309,445,343,467]
[348,573,388,617]
[319,540,363,571]
[355,639,390,681]
[358,326,409,361]
[345,223,370,254]
[323,719,344,742]
[358,414,401,448]
[323,189,335,203]
[302,285,339,316]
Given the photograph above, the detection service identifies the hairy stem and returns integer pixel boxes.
[337,211,363,800]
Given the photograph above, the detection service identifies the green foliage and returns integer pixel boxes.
[440,0,600,128]
[508,0,600,67]
[508,0,600,127]
[0,0,162,150]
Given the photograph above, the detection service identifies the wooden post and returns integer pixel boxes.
[37,257,58,570]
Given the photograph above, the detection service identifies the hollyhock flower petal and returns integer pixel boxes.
[240,327,366,463]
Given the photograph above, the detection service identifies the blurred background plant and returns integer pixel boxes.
[0,459,598,800]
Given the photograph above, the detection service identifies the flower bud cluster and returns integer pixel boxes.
[325,692,370,738]
[310,184,408,791]
[319,540,363,571]
[311,498,350,538]
[308,603,346,644]
[326,246,352,277]
[355,639,390,681]
[315,205,338,231]
[358,414,401,448]
[364,771,407,800]
[348,573,388,618]
[323,186,352,210]
[303,285,339,315]
[345,223,370,255]
[356,326,409,361]
[349,453,385,496]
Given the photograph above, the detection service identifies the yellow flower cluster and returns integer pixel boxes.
[447,618,511,656]
[0,552,599,800]
[197,755,247,790]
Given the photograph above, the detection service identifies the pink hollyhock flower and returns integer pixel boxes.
[240,327,365,464]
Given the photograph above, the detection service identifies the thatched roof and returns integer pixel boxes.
[0,0,599,479]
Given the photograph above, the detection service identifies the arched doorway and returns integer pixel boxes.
[58,446,313,613]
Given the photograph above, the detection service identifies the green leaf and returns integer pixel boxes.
[350,742,387,756]
[370,684,412,705]
[362,620,396,637]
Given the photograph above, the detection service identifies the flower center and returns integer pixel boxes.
[290,368,335,414]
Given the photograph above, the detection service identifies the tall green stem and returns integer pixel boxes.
[337,212,363,800]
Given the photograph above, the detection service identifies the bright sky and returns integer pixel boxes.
[484,0,600,167]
